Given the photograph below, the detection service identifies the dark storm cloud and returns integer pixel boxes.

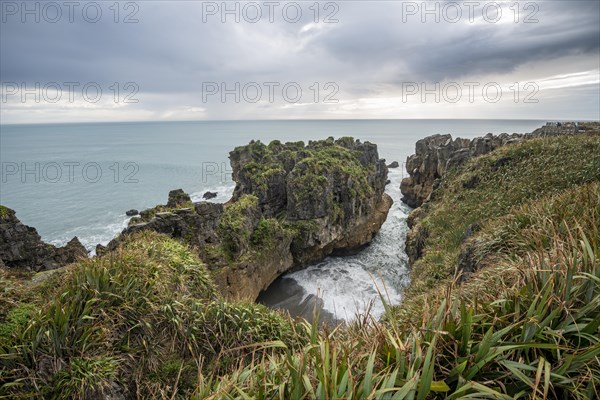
[0,0,598,120]
[316,1,600,83]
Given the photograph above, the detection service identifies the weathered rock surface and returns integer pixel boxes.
[0,206,87,271]
[387,161,399,168]
[167,189,191,208]
[400,122,590,208]
[125,209,139,216]
[106,137,391,300]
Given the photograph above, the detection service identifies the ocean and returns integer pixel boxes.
[0,119,547,320]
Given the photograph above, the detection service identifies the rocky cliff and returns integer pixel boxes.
[401,122,600,287]
[105,137,391,300]
[0,205,87,271]
[400,122,592,208]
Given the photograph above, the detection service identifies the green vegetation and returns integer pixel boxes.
[218,194,260,257]
[0,231,295,398]
[232,138,375,219]
[250,217,290,252]
[194,224,599,399]
[0,205,11,219]
[1,134,599,398]
[406,134,600,294]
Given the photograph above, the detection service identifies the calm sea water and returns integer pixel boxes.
[0,119,546,320]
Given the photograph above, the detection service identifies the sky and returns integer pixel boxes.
[1,0,599,123]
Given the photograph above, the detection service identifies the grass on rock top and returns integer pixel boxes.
[407,134,600,294]
[0,205,11,219]
[233,138,375,202]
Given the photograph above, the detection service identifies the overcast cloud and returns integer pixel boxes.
[1,0,599,123]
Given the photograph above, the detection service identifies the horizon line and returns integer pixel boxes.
[2,117,598,127]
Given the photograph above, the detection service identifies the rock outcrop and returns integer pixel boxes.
[166,189,192,208]
[203,191,217,200]
[0,206,87,271]
[400,133,520,208]
[106,137,391,300]
[401,121,599,282]
[400,122,594,208]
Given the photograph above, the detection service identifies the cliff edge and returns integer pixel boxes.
[400,122,595,208]
[399,122,600,297]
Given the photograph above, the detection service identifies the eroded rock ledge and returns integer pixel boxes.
[400,122,590,208]
[106,137,391,300]
[0,206,87,271]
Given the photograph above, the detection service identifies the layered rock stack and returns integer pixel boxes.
[106,137,392,300]
[401,121,599,280]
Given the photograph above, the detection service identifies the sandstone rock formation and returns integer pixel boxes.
[105,137,391,300]
[400,133,520,208]
[0,206,87,271]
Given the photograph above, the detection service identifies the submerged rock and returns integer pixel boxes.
[0,205,87,271]
[203,191,218,200]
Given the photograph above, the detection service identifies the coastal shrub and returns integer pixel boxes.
[234,138,375,219]
[472,181,600,265]
[0,205,11,219]
[2,134,598,399]
[0,231,297,398]
[218,194,259,257]
[250,217,292,254]
[0,303,35,347]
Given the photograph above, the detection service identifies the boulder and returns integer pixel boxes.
[125,209,139,216]
[202,191,218,200]
[387,161,399,168]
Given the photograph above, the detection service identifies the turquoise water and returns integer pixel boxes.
[1,119,546,319]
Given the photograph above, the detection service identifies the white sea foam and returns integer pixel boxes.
[48,214,132,255]
[48,182,236,255]
[281,168,411,321]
